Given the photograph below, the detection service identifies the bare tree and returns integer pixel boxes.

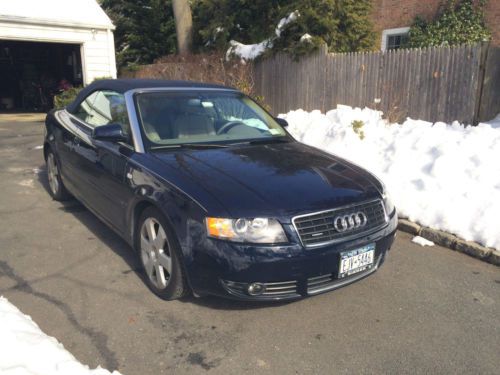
[172,0,193,55]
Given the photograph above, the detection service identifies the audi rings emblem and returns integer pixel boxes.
[333,212,368,232]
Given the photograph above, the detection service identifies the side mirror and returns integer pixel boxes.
[92,123,128,142]
[275,118,288,127]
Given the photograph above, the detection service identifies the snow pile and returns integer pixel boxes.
[412,236,435,247]
[282,105,500,249]
[0,296,122,375]
[226,10,300,60]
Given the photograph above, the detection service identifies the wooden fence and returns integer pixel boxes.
[254,43,500,124]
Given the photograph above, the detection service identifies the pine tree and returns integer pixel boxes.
[101,0,377,66]
[273,0,343,56]
[333,0,375,52]
[101,0,177,68]
[192,0,289,50]
[193,0,376,56]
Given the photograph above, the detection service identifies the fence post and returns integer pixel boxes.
[473,42,490,125]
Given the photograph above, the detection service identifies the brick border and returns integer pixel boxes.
[398,219,500,266]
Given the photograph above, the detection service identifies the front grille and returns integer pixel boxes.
[221,280,300,299]
[293,199,387,248]
[307,255,382,295]
[308,274,335,291]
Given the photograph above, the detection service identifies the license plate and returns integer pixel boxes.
[339,243,375,278]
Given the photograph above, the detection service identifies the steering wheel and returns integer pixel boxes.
[216,120,246,135]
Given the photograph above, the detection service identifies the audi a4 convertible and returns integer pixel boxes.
[44,79,397,301]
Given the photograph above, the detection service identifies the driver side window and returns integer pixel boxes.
[75,90,131,142]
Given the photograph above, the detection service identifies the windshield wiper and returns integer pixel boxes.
[239,138,291,146]
[151,143,229,150]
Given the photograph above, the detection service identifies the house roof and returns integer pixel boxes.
[0,0,114,30]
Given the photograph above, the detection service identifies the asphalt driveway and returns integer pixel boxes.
[0,116,499,374]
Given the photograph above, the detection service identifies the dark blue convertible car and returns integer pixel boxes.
[44,79,397,301]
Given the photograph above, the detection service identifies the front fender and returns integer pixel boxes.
[124,161,208,261]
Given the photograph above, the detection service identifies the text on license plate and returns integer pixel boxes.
[339,243,375,278]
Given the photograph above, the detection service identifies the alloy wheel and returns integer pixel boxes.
[47,153,59,195]
[140,218,172,289]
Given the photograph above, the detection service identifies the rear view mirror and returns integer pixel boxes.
[275,118,288,127]
[92,123,128,142]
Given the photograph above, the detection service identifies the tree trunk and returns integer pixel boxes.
[172,0,193,55]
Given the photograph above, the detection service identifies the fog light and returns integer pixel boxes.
[247,282,266,296]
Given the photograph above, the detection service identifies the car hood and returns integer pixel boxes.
[151,141,383,219]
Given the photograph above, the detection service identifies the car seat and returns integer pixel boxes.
[171,101,216,138]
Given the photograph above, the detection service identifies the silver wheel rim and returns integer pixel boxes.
[47,153,59,195]
[140,218,172,290]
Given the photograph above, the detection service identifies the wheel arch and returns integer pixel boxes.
[130,199,184,254]
[43,142,51,161]
[131,199,157,247]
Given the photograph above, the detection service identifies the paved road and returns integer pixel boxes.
[0,117,499,375]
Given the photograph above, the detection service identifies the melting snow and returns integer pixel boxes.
[0,296,122,375]
[226,40,271,61]
[411,236,435,247]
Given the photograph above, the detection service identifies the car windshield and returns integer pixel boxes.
[135,91,288,147]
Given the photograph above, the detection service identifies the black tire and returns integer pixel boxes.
[45,149,71,201]
[136,207,189,300]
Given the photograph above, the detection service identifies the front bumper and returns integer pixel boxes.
[186,210,397,301]
[219,252,386,301]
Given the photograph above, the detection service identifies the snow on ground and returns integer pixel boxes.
[412,236,435,247]
[282,105,500,249]
[226,10,300,60]
[0,296,122,375]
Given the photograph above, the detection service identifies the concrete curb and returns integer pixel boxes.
[398,219,499,266]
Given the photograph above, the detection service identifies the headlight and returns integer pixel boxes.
[382,193,395,216]
[206,217,287,244]
[377,179,395,216]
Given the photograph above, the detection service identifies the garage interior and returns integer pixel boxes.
[0,40,83,112]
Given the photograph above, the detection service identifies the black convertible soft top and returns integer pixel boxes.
[66,79,233,113]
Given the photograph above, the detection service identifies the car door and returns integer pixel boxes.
[70,90,135,234]
[51,92,98,198]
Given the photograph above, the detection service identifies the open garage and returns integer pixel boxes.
[0,40,83,111]
[0,0,116,112]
